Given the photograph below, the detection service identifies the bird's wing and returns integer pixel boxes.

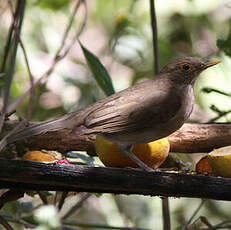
[85,86,182,134]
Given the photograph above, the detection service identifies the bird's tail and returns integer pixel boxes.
[6,111,83,144]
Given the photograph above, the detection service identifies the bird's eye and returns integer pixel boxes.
[181,63,191,72]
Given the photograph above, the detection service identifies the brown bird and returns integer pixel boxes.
[6,57,220,171]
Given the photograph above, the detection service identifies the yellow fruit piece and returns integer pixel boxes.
[95,136,170,169]
[22,150,61,163]
[207,146,231,177]
[195,156,212,174]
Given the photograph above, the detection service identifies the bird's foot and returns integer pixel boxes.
[119,148,154,172]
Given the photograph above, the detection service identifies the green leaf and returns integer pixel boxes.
[35,0,70,10]
[79,42,115,96]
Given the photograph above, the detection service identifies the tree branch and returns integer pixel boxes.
[5,123,231,155]
[1,159,231,201]
[168,123,231,153]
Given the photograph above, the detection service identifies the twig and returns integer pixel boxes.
[209,105,231,122]
[0,0,26,133]
[199,216,213,228]
[62,226,77,230]
[202,87,231,97]
[62,0,88,58]
[210,111,231,122]
[129,0,138,12]
[149,0,159,74]
[62,193,91,220]
[37,191,48,205]
[18,39,35,120]
[54,191,58,204]
[209,220,231,230]
[63,219,149,230]
[6,0,88,115]
[0,213,36,229]
[0,28,12,79]
[150,1,170,229]
[54,0,83,59]
[58,191,69,211]
[0,189,25,209]
[62,226,79,230]
[6,0,35,120]
[0,0,14,75]
[182,199,206,230]
[0,119,27,151]
[0,216,14,230]
[161,197,171,230]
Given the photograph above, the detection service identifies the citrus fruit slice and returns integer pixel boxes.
[207,146,231,177]
[195,156,212,174]
[95,136,170,169]
[22,150,61,163]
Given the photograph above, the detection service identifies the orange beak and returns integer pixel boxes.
[204,60,221,68]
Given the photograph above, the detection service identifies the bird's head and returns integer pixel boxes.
[160,57,220,85]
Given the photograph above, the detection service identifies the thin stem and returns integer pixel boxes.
[37,191,48,205]
[7,0,35,120]
[209,105,231,122]
[63,219,149,230]
[6,0,87,115]
[0,189,25,209]
[150,1,170,229]
[19,39,35,120]
[202,87,231,97]
[161,197,171,230]
[0,216,14,230]
[149,0,159,74]
[182,199,206,230]
[210,111,231,122]
[0,213,35,229]
[54,0,82,59]
[0,119,27,151]
[209,220,231,230]
[0,0,26,132]
[58,191,69,211]
[0,23,13,76]
[4,0,34,120]
[0,0,15,75]
[62,193,91,220]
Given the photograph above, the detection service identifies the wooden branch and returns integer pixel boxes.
[168,123,231,153]
[1,159,231,201]
[22,129,97,154]
[12,123,231,154]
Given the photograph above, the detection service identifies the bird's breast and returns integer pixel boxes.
[178,85,194,121]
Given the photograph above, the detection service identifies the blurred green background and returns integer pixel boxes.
[1,0,231,229]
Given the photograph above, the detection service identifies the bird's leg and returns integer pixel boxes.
[118,145,153,172]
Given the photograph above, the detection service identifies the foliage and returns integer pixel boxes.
[80,42,115,96]
[35,0,70,10]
